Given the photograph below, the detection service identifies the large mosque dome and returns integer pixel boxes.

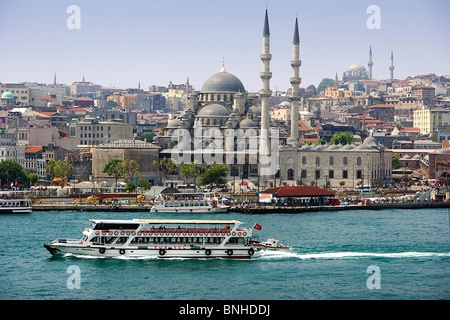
[201,71,245,93]
[348,62,366,72]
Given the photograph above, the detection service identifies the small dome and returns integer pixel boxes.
[362,136,379,149]
[401,155,411,160]
[341,144,355,150]
[249,106,261,117]
[1,92,14,99]
[412,154,421,160]
[201,72,245,93]
[239,118,258,128]
[197,104,230,117]
[167,118,180,128]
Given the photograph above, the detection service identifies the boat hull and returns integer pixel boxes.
[0,207,32,214]
[44,243,258,259]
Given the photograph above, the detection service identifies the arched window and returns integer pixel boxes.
[329,156,334,166]
[315,157,320,166]
[343,157,348,165]
[302,156,307,165]
[357,157,361,166]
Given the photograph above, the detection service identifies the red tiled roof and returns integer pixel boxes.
[260,186,335,197]
[25,146,43,153]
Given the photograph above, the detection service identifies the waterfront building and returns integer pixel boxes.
[68,117,133,148]
[91,139,161,186]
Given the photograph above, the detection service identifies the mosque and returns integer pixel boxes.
[156,9,392,189]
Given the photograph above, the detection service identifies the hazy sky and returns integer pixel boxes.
[0,0,449,92]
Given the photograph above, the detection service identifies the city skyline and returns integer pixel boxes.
[0,0,449,92]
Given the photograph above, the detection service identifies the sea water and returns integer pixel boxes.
[0,208,449,300]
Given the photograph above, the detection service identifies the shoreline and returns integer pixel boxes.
[31,201,450,213]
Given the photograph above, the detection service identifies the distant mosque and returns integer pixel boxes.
[342,46,395,82]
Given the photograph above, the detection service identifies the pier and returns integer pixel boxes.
[32,201,450,213]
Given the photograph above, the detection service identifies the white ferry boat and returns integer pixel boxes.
[0,191,32,214]
[150,193,229,213]
[44,219,258,259]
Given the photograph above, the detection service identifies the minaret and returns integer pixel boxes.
[389,51,395,80]
[334,72,339,89]
[259,8,272,151]
[368,45,373,80]
[287,15,301,146]
[53,72,57,86]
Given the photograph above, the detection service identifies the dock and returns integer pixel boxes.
[32,201,450,213]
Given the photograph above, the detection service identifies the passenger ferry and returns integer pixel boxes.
[0,191,32,214]
[150,193,229,213]
[44,219,258,259]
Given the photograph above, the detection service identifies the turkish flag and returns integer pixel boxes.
[253,223,262,230]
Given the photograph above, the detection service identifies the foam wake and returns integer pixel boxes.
[258,250,450,260]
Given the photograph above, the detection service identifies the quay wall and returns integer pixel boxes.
[32,202,450,213]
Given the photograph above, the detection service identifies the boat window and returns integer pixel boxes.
[93,223,139,230]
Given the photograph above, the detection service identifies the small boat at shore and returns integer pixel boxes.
[44,218,258,259]
[253,238,290,250]
[0,191,32,214]
[150,192,229,214]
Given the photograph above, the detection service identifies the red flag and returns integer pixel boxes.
[253,223,262,230]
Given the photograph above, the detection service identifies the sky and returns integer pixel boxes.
[0,0,449,92]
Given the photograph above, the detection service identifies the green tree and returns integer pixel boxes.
[0,160,27,187]
[198,164,229,190]
[102,159,124,187]
[330,132,354,145]
[135,133,155,143]
[317,78,335,93]
[153,157,178,183]
[104,100,119,109]
[136,177,151,191]
[53,160,73,184]
[392,153,402,170]
[306,84,317,94]
[180,162,202,185]
[45,159,57,179]
[126,181,136,193]
[123,159,139,183]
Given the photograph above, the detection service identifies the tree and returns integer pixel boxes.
[104,100,119,109]
[330,132,354,145]
[102,159,124,187]
[153,157,178,184]
[306,84,317,94]
[123,159,139,183]
[392,153,402,170]
[136,177,151,192]
[53,160,72,185]
[180,162,201,185]
[317,78,335,93]
[126,181,136,193]
[198,164,228,190]
[0,160,27,187]
[135,133,155,143]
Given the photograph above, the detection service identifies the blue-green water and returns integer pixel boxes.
[0,209,449,300]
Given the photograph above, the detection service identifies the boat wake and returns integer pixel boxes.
[258,250,450,260]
